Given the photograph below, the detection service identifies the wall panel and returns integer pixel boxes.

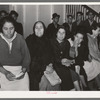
[53,5,65,25]
[38,5,52,27]
[23,5,38,38]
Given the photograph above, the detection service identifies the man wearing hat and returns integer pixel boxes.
[46,13,60,39]
[9,10,23,36]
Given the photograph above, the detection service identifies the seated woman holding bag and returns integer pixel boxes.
[26,21,55,90]
[39,63,61,91]
[49,26,81,91]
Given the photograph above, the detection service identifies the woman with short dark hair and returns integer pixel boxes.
[50,26,76,90]
[0,16,30,90]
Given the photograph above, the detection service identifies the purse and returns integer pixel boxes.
[44,70,62,86]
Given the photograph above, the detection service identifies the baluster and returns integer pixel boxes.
[66,5,68,16]
[66,5,68,15]
[73,5,76,21]
[95,16,97,22]
[74,5,77,20]
[68,5,70,14]
[81,5,84,20]
[97,16,98,23]
[99,17,100,23]
[66,5,68,22]
[68,5,69,14]
[81,6,84,20]
[97,17,99,23]
[80,5,82,12]
[86,8,88,20]
[79,5,81,12]
[70,5,72,14]
[72,5,73,16]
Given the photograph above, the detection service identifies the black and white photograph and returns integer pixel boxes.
[0,1,100,98]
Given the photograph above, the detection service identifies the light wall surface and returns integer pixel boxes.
[53,5,65,24]
[38,5,52,27]
[88,5,100,13]
[23,5,38,38]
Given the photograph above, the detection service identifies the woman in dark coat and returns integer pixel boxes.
[26,21,53,90]
[50,26,75,91]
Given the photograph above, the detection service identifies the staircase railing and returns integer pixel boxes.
[66,5,100,23]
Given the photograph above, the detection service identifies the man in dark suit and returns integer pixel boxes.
[46,13,60,39]
[63,14,74,39]
[83,11,100,49]
[83,10,97,34]
[9,10,23,36]
[72,12,84,35]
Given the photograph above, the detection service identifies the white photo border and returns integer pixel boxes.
[0,2,100,98]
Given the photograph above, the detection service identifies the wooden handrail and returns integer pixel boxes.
[82,5,100,18]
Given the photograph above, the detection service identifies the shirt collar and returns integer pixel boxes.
[0,32,17,43]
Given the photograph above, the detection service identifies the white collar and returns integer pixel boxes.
[0,32,17,43]
[0,32,17,53]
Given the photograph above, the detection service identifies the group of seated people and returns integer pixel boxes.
[0,9,100,91]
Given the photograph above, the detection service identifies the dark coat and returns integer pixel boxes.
[50,38,71,65]
[72,21,84,35]
[26,34,53,73]
[15,22,23,36]
[63,22,72,32]
[83,19,97,34]
[63,22,74,39]
[46,23,60,39]
[50,38,74,90]
[26,34,53,90]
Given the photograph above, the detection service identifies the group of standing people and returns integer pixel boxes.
[0,9,100,91]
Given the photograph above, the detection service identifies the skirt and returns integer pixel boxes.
[55,65,74,90]
[83,59,100,81]
[39,75,61,91]
[39,75,75,91]
[0,65,29,91]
